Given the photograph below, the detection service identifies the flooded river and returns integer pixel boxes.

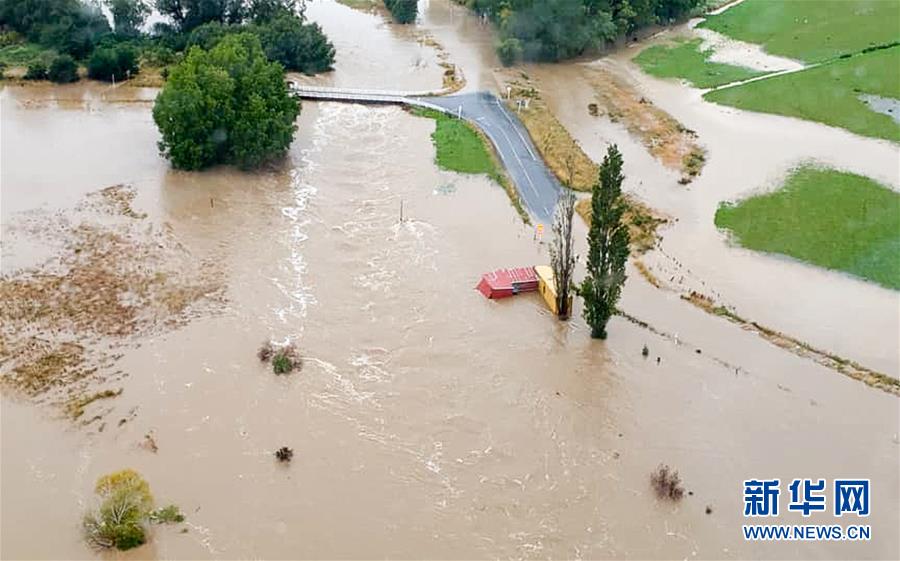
[1,1,898,559]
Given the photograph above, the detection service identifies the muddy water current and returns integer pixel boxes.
[1,1,898,559]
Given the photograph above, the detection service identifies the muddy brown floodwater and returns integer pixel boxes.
[1,1,898,560]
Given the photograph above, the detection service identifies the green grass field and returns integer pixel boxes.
[634,38,764,88]
[0,42,55,68]
[412,107,529,222]
[419,108,499,176]
[715,166,900,290]
[704,47,900,142]
[700,0,900,63]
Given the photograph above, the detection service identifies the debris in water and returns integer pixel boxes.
[650,464,685,501]
[705,505,713,515]
[275,446,294,462]
[642,344,649,357]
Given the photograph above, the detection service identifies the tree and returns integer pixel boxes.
[82,469,185,551]
[106,0,150,36]
[252,15,334,74]
[152,33,301,170]
[384,0,416,24]
[581,144,630,339]
[87,44,138,81]
[83,469,154,550]
[496,36,522,66]
[48,53,80,82]
[550,187,577,319]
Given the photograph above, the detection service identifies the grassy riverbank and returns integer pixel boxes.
[699,0,900,63]
[704,47,900,142]
[411,107,529,223]
[634,38,764,88]
[715,166,900,290]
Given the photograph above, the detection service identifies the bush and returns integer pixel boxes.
[48,54,79,83]
[87,45,138,81]
[24,61,48,80]
[497,36,522,67]
[153,33,300,170]
[384,0,417,24]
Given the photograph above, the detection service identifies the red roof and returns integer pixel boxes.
[476,267,539,299]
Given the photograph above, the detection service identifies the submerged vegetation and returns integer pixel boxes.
[384,0,417,23]
[715,166,900,290]
[650,464,685,501]
[258,341,302,374]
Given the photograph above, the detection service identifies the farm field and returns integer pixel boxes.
[715,166,900,290]
[634,38,764,88]
[704,47,900,142]
[699,0,900,62]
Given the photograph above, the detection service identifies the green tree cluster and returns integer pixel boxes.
[457,0,701,64]
[581,145,630,339]
[384,0,417,24]
[152,33,301,170]
[0,0,110,58]
[155,0,335,74]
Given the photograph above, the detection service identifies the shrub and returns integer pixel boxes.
[153,33,300,170]
[384,0,417,24]
[87,45,138,82]
[271,343,301,374]
[24,61,48,80]
[48,54,79,83]
[650,464,685,501]
[497,36,522,67]
[149,505,185,524]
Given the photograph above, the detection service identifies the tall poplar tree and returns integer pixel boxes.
[581,144,630,339]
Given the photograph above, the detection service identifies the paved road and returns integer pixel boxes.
[423,92,561,224]
[293,85,561,224]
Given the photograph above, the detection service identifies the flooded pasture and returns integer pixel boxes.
[2,1,899,560]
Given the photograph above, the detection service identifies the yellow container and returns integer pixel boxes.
[535,265,572,316]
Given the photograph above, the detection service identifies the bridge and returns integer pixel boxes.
[291,84,562,223]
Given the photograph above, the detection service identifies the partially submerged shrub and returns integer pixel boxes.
[87,45,138,82]
[259,342,301,374]
[24,61,48,80]
[149,504,185,524]
[275,446,294,462]
[48,54,79,83]
[650,464,685,501]
[83,469,183,551]
[257,341,275,362]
